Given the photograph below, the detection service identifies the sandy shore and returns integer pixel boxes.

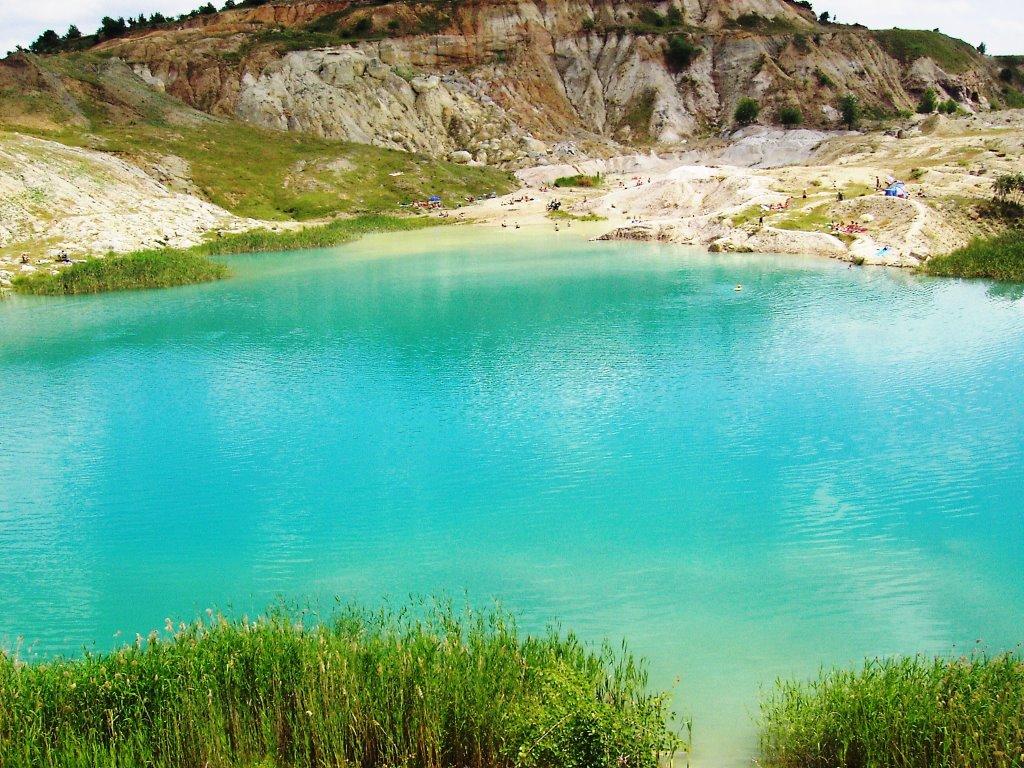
[458,111,1024,269]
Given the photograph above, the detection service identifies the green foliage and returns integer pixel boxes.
[13,216,443,295]
[0,602,683,768]
[938,98,959,114]
[873,29,980,74]
[733,13,798,34]
[734,97,761,125]
[918,87,939,114]
[778,105,804,127]
[814,68,835,87]
[29,30,61,53]
[666,35,700,68]
[760,654,1024,767]
[554,173,604,188]
[547,210,608,222]
[839,94,861,128]
[637,7,668,28]
[925,229,1024,282]
[993,173,1024,203]
[13,250,228,295]
[1001,88,1024,109]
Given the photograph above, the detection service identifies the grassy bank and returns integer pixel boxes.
[13,215,440,295]
[923,229,1024,282]
[0,603,682,768]
[760,654,1024,768]
[0,54,515,222]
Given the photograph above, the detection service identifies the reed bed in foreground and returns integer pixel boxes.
[760,654,1024,768]
[13,215,442,296]
[923,229,1024,282]
[0,603,682,768]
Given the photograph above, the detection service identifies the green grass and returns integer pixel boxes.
[923,229,1024,282]
[872,29,980,74]
[547,209,607,222]
[0,601,683,768]
[12,250,228,295]
[775,203,832,232]
[553,174,603,189]
[0,54,515,223]
[759,654,1024,768]
[731,13,800,34]
[13,215,440,295]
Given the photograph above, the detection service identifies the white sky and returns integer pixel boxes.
[2,0,1022,57]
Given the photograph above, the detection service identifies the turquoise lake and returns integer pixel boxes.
[2,227,1023,765]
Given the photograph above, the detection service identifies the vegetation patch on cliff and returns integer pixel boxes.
[871,29,980,74]
[760,654,1024,768]
[0,602,683,768]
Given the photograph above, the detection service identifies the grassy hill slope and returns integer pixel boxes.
[0,52,514,222]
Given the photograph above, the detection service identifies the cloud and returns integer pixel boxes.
[823,0,1023,54]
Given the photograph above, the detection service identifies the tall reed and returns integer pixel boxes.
[0,602,682,768]
[759,654,1024,768]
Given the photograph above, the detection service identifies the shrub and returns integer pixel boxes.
[993,172,1024,204]
[917,87,939,113]
[760,654,1024,767]
[1002,88,1024,109]
[638,7,666,28]
[815,68,834,87]
[938,98,959,114]
[666,35,700,68]
[554,173,603,188]
[28,29,61,53]
[839,94,860,128]
[778,105,804,127]
[0,602,683,768]
[734,97,761,125]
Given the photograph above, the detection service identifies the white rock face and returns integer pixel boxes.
[234,47,529,161]
[0,132,255,258]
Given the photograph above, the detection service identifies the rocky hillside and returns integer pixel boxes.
[48,0,1012,167]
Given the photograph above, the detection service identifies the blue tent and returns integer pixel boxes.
[884,182,908,198]
[428,195,442,203]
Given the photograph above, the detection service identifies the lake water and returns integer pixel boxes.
[2,227,1023,766]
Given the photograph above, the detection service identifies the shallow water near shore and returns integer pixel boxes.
[2,227,1024,766]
